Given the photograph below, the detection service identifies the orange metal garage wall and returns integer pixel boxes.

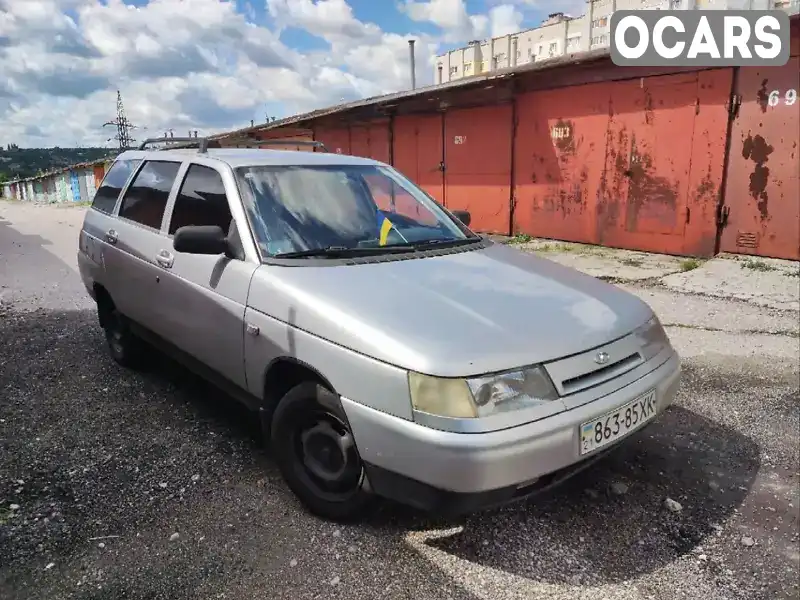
[392,114,445,205]
[720,33,800,260]
[443,105,513,235]
[314,126,351,155]
[513,82,612,245]
[314,122,392,163]
[349,121,392,164]
[513,69,732,257]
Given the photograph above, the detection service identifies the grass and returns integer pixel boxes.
[508,233,533,244]
[739,257,778,272]
[0,507,12,525]
[680,258,703,272]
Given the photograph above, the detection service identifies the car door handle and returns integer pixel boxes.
[156,250,174,269]
[105,229,118,245]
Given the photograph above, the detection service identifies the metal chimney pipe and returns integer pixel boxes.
[511,37,518,67]
[408,39,417,90]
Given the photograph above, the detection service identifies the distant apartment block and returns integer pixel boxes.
[434,0,800,84]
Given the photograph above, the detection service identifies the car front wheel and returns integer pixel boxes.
[270,382,376,522]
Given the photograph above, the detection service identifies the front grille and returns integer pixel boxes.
[544,333,646,397]
[560,352,642,395]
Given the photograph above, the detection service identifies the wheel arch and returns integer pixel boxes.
[262,356,336,410]
[93,283,115,328]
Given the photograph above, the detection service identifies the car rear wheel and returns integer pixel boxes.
[270,382,376,522]
[103,307,144,368]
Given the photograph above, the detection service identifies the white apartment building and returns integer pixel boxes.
[434,0,799,84]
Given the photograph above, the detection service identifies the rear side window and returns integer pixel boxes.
[118,160,181,230]
[168,164,232,235]
[91,159,141,214]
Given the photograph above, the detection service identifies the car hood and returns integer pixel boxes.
[247,242,654,377]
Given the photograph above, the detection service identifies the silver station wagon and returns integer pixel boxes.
[77,136,682,521]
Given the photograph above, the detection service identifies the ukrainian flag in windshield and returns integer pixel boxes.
[376,210,395,246]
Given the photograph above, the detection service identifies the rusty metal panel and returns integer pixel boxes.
[682,68,733,257]
[599,72,724,256]
[93,165,105,188]
[513,83,612,244]
[392,114,445,205]
[444,105,513,235]
[368,122,391,165]
[347,121,391,163]
[313,126,350,155]
[350,125,370,159]
[720,58,800,260]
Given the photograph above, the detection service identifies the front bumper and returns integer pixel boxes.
[342,350,681,513]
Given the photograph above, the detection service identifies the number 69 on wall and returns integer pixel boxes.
[768,89,797,107]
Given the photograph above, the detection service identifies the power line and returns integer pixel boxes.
[102,90,137,150]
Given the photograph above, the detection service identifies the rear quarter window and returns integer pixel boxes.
[91,159,142,215]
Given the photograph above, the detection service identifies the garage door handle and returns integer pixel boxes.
[105,229,118,245]
[156,250,174,269]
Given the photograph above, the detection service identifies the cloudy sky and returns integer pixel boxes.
[0,0,582,148]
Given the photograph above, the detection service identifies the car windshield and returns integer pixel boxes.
[234,164,476,258]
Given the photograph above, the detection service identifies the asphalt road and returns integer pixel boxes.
[1,202,798,600]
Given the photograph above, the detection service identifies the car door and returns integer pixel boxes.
[82,157,142,300]
[102,158,183,331]
[155,162,258,391]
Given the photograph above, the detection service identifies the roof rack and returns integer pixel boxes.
[137,136,220,152]
[223,138,330,152]
[136,136,329,154]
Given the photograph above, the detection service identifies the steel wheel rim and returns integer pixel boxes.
[290,407,363,502]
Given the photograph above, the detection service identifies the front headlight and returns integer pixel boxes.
[633,315,671,361]
[409,365,559,419]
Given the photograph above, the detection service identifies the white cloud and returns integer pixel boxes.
[488,5,525,37]
[0,0,524,149]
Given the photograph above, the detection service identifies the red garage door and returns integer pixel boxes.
[513,83,612,244]
[392,114,445,205]
[720,56,800,260]
[350,121,391,164]
[444,105,513,235]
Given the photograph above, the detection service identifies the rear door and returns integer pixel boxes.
[155,162,258,390]
[102,159,183,331]
[81,157,142,302]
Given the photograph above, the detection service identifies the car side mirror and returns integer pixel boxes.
[451,209,471,227]
[173,225,229,256]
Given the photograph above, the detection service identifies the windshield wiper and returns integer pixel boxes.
[273,245,414,259]
[406,238,479,250]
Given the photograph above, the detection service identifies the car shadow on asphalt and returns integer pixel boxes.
[360,401,761,586]
[137,330,763,587]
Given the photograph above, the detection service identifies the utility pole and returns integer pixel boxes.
[102,90,137,150]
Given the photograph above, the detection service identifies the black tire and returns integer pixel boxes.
[102,306,145,369]
[270,382,376,522]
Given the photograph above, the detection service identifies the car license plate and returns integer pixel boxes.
[580,389,657,455]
